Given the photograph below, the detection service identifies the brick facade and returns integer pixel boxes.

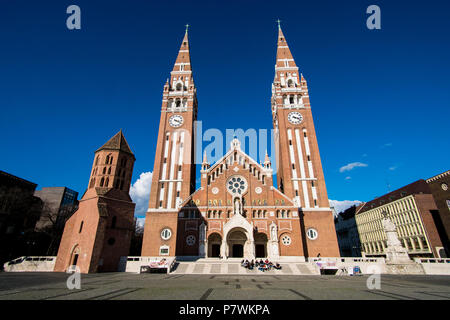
[54,131,136,273]
[142,26,340,260]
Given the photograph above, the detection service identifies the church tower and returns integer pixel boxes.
[271,24,340,257]
[271,25,330,210]
[55,131,136,273]
[141,28,198,256]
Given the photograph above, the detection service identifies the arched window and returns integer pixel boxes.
[109,156,113,164]
[103,167,106,174]
[108,167,111,174]
[176,83,182,91]
[95,156,99,166]
[105,177,109,187]
[176,99,181,108]
[79,221,84,233]
[100,177,105,187]
[287,79,294,87]
[111,216,117,228]
[105,155,109,164]
[289,95,294,104]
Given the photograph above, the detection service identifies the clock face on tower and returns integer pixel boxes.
[287,111,303,125]
[169,114,184,127]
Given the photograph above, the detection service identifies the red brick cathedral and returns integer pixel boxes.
[142,25,340,260]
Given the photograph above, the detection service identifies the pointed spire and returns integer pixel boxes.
[276,24,296,68]
[96,130,135,157]
[201,151,210,171]
[172,26,192,73]
[263,150,271,169]
[264,150,270,163]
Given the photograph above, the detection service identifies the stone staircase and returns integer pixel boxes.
[171,259,320,275]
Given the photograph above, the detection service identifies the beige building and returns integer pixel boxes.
[355,180,444,258]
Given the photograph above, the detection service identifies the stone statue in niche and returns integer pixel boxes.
[271,224,277,241]
[199,223,206,241]
[234,197,242,216]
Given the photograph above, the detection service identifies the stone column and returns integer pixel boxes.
[220,239,227,260]
[417,236,424,250]
[410,237,416,251]
[246,240,255,260]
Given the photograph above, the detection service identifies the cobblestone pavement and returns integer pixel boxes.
[0,272,449,300]
[170,261,319,275]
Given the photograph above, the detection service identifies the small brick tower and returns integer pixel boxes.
[54,130,136,273]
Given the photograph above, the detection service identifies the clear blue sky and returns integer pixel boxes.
[1,0,449,209]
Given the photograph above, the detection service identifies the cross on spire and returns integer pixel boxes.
[276,19,281,29]
[185,24,190,33]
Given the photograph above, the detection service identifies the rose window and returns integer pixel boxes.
[186,235,196,246]
[226,176,247,195]
[281,235,291,246]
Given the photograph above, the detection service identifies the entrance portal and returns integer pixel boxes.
[211,244,220,257]
[255,245,265,258]
[232,244,244,257]
[227,229,247,258]
[254,233,268,258]
[208,233,222,258]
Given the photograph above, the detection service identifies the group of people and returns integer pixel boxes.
[241,259,282,272]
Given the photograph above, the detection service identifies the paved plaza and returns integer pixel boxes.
[0,272,449,300]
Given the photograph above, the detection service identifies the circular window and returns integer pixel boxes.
[226,176,247,195]
[107,238,115,246]
[281,235,291,246]
[186,235,196,246]
[307,228,318,240]
[161,228,172,240]
[442,183,448,191]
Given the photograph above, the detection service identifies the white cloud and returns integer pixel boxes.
[389,166,397,171]
[345,176,351,180]
[329,199,362,216]
[339,162,368,173]
[136,217,146,228]
[130,171,153,217]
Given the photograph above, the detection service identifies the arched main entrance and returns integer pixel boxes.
[227,229,247,258]
[208,233,222,258]
[254,233,268,258]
